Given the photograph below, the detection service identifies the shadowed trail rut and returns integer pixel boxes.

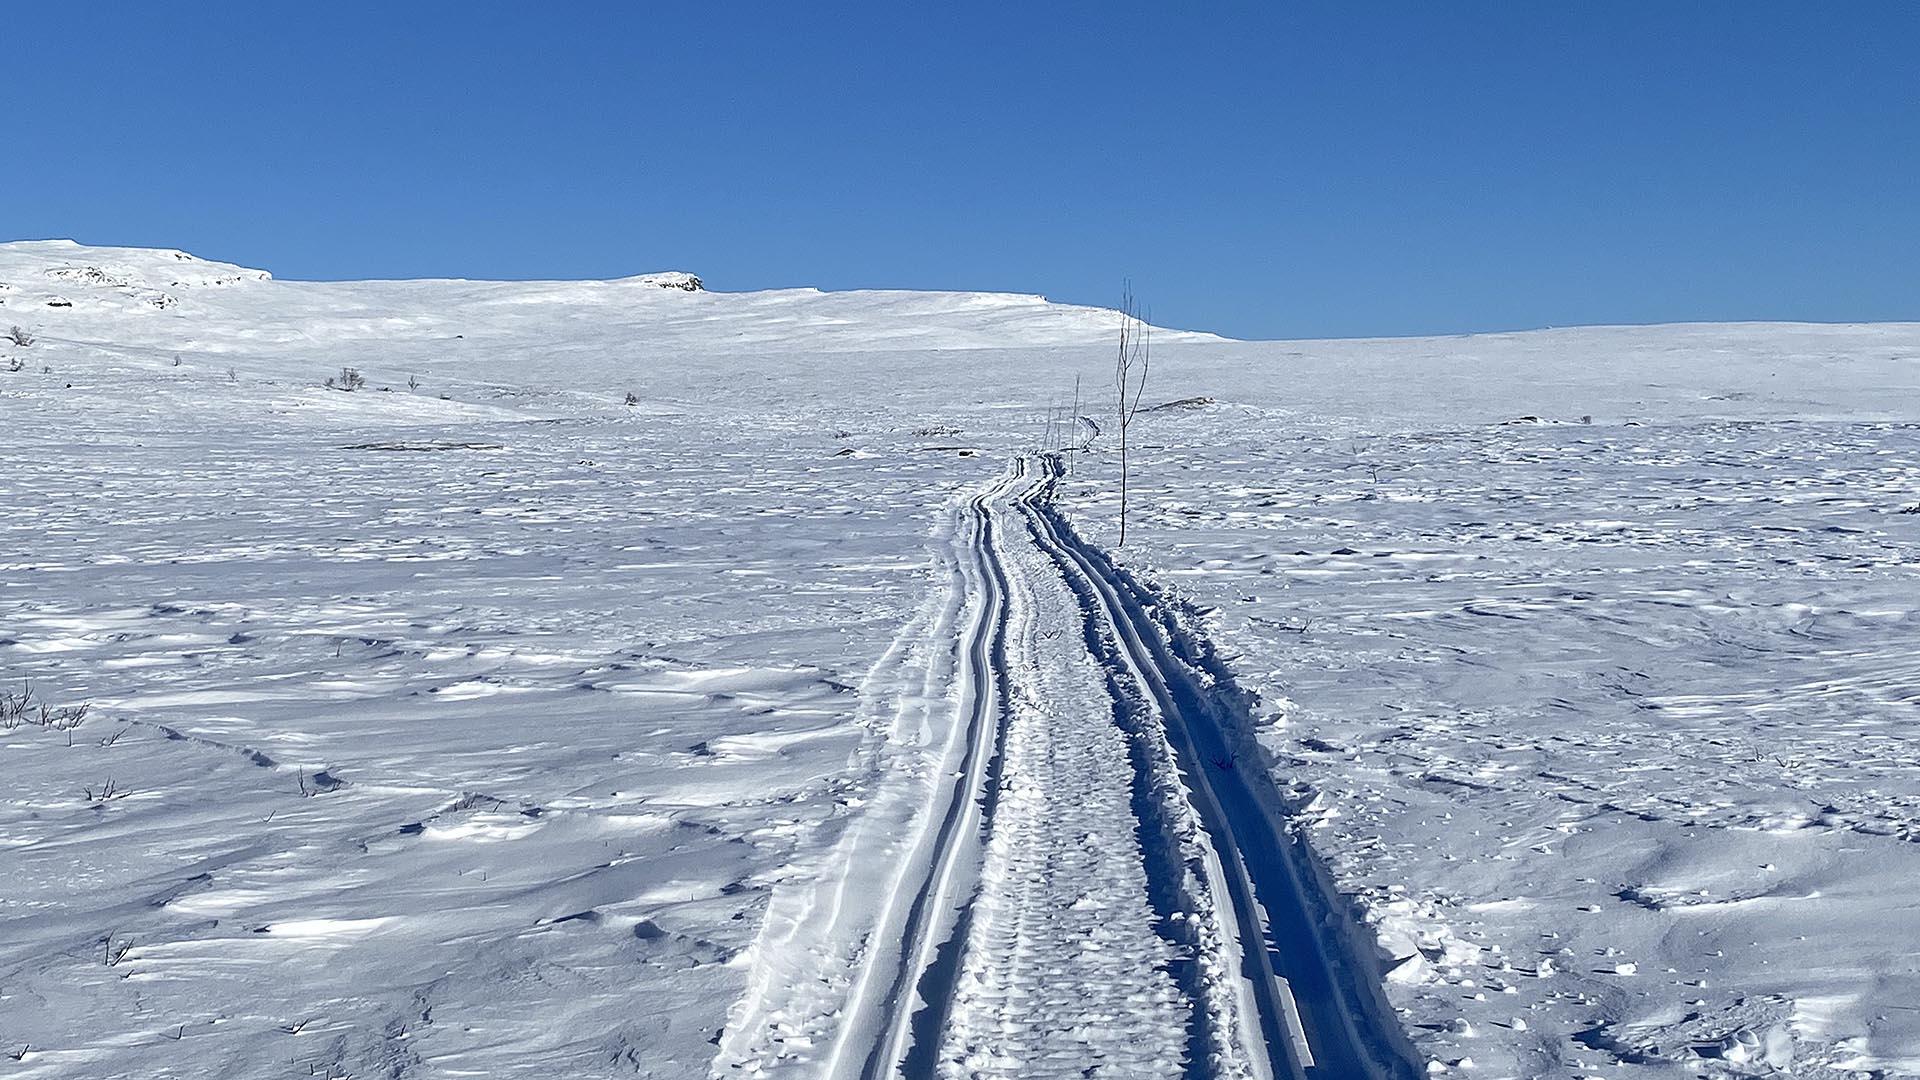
[830,456,1420,1080]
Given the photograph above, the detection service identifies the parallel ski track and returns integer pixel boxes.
[1017,455,1421,1080]
[843,460,1028,1080]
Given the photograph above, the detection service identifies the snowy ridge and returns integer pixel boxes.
[2,238,276,285]
[0,240,1225,359]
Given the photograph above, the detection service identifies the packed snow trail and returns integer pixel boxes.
[793,459,1418,1079]
[926,463,1190,1078]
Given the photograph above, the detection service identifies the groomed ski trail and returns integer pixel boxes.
[718,458,1419,1080]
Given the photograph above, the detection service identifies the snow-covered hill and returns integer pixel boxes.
[3,242,1918,1080]
[0,239,1225,364]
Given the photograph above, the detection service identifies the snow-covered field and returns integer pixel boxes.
[2,241,1916,1079]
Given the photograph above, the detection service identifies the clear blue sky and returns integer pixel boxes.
[8,3,1918,339]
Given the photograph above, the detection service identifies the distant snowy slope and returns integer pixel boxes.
[0,240,1227,362]
[0,238,276,287]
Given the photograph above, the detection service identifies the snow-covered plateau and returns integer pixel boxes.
[2,240,1917,1080]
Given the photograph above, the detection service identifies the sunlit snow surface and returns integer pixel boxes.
[2,240,1918,1078]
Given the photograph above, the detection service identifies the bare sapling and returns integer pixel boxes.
[1066,374,1084,474]
[1,683,90,733]
[1115,287,1151,545]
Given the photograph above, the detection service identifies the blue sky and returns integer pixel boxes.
[8,3,1917,339]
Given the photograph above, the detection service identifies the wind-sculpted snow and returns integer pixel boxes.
[1056,415,1920,1078]
[4,241,1919,1079]
[0,400,983,1077]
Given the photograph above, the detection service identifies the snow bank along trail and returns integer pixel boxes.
[724,458,1421,1079]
